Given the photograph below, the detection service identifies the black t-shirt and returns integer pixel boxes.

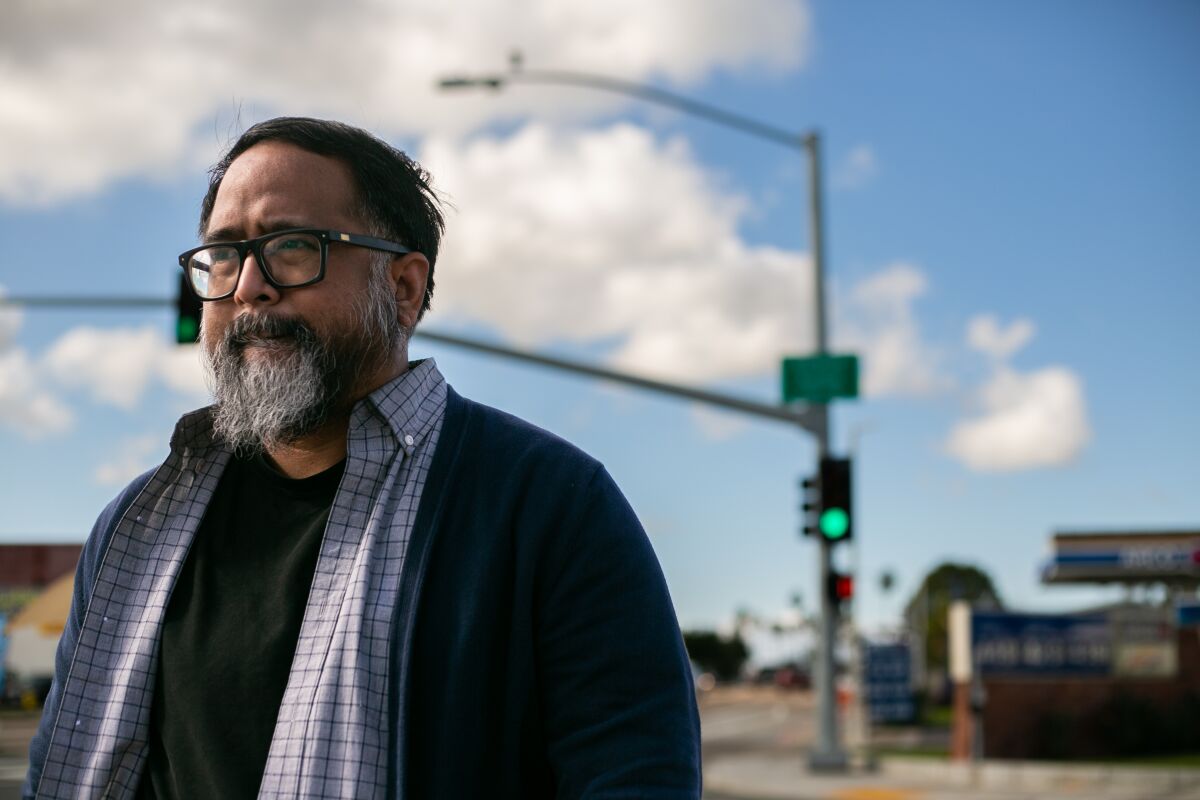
[138,453,344,800]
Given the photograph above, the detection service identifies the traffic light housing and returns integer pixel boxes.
[176,273,202,344]
[826,570,853,608]
[800,474,821,537]
[817,456,852,543]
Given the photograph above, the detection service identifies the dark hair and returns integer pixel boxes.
[199,116,445,320]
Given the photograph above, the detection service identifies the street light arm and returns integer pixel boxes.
[438,69,809,150]
[438,76,504,91]
[416,328,823,433]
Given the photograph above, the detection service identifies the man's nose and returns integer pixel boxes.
[232,252,282,307]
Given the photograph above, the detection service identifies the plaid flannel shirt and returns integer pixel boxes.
[32,360,447,799]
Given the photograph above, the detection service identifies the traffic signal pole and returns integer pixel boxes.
[804,133,849,771]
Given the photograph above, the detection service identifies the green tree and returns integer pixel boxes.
[904,562,1003,673]
[681,630,749,681]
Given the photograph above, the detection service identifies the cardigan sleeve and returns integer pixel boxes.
[23,469,156,800]
[534,464,702,798]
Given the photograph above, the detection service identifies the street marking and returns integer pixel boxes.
[700,708,780,738]
[830,789,923,800]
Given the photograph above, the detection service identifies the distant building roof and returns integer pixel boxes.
[0,544,83,590]
[6,572,73,634]
[1042,529,1200,586]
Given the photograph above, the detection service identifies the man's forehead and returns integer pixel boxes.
[207,141,358,234]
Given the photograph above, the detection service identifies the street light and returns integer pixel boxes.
[439,69,810,150]
[438,60,847,770]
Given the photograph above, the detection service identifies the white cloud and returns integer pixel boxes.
[945,366,1090,471]
[833,144,877,190]
[419,133,946,397]
[0,307,208,437]
[0,288,75,437]
[836,263,952,397]
[0,348,75,438]
[967,314,1036,361]
[94,433,166,486]
[1,0,811,204]
[947,313,1090,472]
[43,327,207,410]
[422,123,817,383]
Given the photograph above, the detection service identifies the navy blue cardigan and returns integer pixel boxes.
[27,388,702,798]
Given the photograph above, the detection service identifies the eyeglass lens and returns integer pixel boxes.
[187,232,323,298]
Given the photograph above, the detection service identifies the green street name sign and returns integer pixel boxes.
[781,354,859,404]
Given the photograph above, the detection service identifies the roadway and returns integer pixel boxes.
[5,689,1200,798]
[697,686,1200,800]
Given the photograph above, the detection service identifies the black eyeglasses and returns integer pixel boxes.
[177,228,411,301]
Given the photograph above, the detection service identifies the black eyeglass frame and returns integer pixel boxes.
[177,228,412,301]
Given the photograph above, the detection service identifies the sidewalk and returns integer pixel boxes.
[705,753,1200,800]
[0,758,26,800]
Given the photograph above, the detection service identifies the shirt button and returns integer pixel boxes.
[404,435,414,446]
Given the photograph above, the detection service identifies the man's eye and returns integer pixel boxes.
[273,236,319,251]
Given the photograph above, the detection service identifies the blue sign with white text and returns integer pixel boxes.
[863,643,915,723]
[972,612,1111,676]
[1178,603,1200,627]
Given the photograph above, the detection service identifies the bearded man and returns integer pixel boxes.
[25,117,701,799]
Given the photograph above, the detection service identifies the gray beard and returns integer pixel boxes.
[201,270,404,455]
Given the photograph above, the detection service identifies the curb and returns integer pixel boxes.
[881,756,1200,794]
[704,753,1200,800]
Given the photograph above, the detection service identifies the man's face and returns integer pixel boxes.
[199,141,403,451]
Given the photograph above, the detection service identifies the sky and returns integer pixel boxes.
[1,1,1198,655]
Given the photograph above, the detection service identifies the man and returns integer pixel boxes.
[25,117,701,799]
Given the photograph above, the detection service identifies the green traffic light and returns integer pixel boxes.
[819,507,850,540]
[176,317,199,344]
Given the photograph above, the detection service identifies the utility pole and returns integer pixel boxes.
[803,131,847,771]
[439,60,850,770]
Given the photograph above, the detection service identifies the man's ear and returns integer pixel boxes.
[391,252,430,329]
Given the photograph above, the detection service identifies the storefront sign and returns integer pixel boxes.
[863,642,915,723]
[972,612,1111,676]
[1110,607,1177,678]
[1043,531,1200,584]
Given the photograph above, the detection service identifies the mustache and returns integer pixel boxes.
[224,314,317,350]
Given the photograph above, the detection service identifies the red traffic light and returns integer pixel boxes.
[827,571,853,605]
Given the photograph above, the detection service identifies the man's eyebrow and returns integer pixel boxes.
[203,226,242,244]
[202,220,315,244]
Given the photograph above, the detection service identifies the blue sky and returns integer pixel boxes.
[1,1,1197,646]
